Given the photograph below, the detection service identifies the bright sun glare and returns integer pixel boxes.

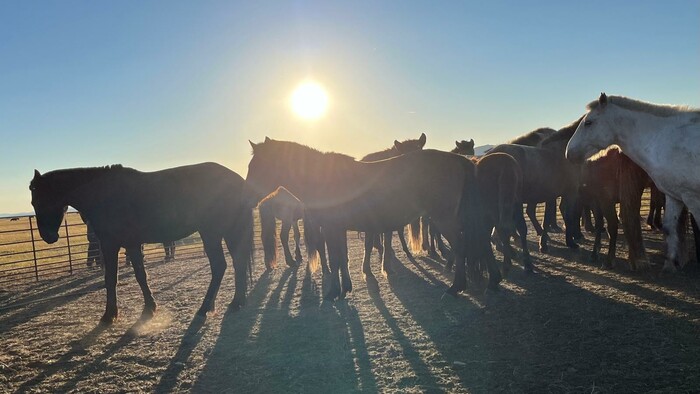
[290,81,329,120]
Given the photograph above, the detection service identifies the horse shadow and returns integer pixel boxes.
[191,263,377,392]
[385,250,700,392]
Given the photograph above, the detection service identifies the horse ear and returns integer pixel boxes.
[249,140,257,152]
[264,136,271,143]
[455,140,460,147]
[418,133,426,147]
[394,140,402,149]
[599,92,608,108]
[33,169,41,179]
[468,139,474,147]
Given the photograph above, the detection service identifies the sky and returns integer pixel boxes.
[1,1,698,214]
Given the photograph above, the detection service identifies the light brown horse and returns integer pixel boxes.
[246,138,495,299]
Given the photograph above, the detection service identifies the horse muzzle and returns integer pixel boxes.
[40,230,60,244]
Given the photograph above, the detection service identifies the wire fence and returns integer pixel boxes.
[0,191,659,287]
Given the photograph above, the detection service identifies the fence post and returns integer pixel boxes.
[29,216,39,281]
[64,218,73,274]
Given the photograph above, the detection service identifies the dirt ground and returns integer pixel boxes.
[1,223,699,393]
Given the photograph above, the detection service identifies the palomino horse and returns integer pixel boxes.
[30,163,255,324]
[246,138,494,299]
[566,93,700,272]
[361,133,427,267]
[258,186,305,269]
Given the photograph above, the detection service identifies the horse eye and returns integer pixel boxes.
[584,120,593,126]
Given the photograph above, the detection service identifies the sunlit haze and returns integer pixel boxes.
[0,1,698,213]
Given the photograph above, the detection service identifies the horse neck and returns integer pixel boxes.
[54,169,112,212]
[609,106,668,174]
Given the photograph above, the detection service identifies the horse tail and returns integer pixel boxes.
[303,217,321,273]
[408,218,422,254]
[258,201,278,270]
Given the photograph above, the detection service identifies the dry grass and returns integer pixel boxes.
[1,214,699,393]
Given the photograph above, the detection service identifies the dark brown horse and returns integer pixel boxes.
[30,163,255,324]
[509,127,561,234]
[488,118,583,268]
[472,153,522,277]
[361,133,426,269]
[246,138,494,299]
[258,186,305,269]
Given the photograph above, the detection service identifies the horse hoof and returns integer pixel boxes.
[428,250,440,260]
[443,287,460,298]
[363,272,377,283]
[539,245,549,253]
[567,242,580,250]
[382,268,394,278]
[600,262,613,270]
[100,312,118,326]
[231,297,246,311]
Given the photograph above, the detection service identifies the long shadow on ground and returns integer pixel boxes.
[387,250,700,393]
[192,264,377,392]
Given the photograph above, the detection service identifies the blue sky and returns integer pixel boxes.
[1,1,698,213]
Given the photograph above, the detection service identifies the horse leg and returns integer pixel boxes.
[126,244,156,320]
[362,232,376,282]
[590,203,604,265]
[661,197,684,273]
[224,221,253,311]
[545,199,562,232]
[514,206,533,273]
[382,231,396,276]
[562,196,580,249]
[293,221,303,263]
[339,232,352,298]
[421,217,430,251]
[442,222,468,295]
[691,214,700,265]
[100,243,120,324]
[323,227,343,301]
[373,233,384,263]
[496,225,514,276]
[603,202,619,269]
[436,231,452,261]
[397,227,414,260]
[198,233,227,316]
[583,205,596,233]
[526,203,543,236]
[280,221,296,267]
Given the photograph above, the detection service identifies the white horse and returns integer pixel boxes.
[566,93,700,272]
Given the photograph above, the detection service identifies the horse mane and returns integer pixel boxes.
[508,127,555,145]
[587,95,700,117]
[360,136,422,162]
[539,115,586,146]
[32,165,130,187]
[264,139,356,163]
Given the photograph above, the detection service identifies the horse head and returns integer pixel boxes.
[566,93,616,163]
[29,170,68,244]
[393,132,426,154]
[247,137,286,199]
[452,139,475,156]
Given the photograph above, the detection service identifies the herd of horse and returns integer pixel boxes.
[28,93,700,325]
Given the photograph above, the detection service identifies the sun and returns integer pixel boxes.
[290,81,329,120]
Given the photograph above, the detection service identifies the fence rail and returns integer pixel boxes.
[0,212,209,286]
